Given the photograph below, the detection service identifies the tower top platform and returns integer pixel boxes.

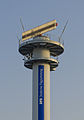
[19,36,64,71]
[19,36,64,57]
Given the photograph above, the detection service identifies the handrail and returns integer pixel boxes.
[19,33,64,47]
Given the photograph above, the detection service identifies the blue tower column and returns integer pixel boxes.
[32,63,50,120]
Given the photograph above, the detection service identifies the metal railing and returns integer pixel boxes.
[23,55,59,63]
[19,33,64,47]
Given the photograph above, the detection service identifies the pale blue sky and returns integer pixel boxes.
[0,0,84,120]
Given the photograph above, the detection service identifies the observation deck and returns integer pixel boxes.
[19,36,64,71]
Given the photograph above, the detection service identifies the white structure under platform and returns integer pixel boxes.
[19,36,64,120]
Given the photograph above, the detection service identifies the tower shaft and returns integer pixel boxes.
[33,63,50,120]
[32,47,50,120]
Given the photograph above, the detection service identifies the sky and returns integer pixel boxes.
[0,0,84,120]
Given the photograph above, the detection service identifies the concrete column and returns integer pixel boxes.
[32,48,50,120]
